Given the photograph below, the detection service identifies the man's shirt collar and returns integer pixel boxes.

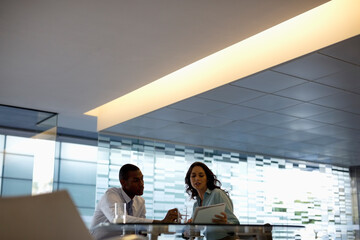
[120,188,132,204]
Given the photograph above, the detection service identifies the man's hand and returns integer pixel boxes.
[161,208,179,223]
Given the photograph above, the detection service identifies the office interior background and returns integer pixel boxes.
[1,1,360,239]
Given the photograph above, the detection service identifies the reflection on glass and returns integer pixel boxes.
[32,137,56,194]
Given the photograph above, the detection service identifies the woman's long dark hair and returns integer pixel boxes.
[185,162,222,199]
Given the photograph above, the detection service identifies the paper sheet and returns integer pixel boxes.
[193,203,226,224]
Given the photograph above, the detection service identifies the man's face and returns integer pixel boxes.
[121,170,144,197]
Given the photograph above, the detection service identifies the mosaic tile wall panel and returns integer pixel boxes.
[96,135,357,239]
[349,167,360,227]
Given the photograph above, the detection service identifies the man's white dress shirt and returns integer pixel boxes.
[90,187,152,231]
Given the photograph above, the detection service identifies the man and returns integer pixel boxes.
[90,164,178,230]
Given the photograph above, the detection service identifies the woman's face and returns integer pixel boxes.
[190,166,208,193]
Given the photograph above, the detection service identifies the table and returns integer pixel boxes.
[91,223,304,240]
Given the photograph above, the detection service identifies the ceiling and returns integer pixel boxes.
[108,35,360,167]
[1,0,360,167]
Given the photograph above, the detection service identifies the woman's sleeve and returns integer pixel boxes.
[217,190,240,224]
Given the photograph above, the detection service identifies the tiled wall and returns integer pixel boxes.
[96,134,358,239]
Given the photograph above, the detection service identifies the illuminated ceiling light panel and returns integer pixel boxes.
[86,0,360,131]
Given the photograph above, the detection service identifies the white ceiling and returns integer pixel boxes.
[113,36,360,167]
[2,0,360,167]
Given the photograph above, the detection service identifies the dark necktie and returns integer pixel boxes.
[126,200,133,216]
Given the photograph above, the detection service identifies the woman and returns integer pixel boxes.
[185,161,239,224]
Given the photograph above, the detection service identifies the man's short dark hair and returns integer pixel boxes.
[119,164,140,181]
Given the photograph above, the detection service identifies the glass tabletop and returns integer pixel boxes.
[91,223,304,240]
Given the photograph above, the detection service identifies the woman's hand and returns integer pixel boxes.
[212,212,227,224]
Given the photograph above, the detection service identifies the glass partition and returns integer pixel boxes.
[0,105,58,196]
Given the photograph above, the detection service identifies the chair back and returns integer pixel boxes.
[0,190,93,240]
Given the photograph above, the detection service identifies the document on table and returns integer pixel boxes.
[193,203,226,224]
